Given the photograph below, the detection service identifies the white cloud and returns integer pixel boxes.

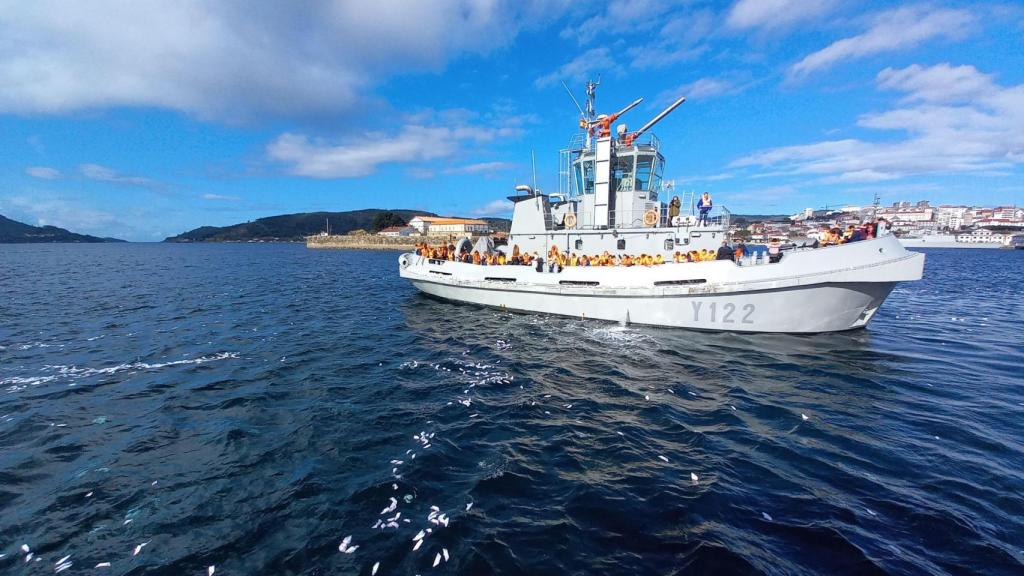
[471,198,511,216]
[267,113,522,178]
[876,63,995,104]
[0,1,568,122]
[535,48,619,88]
[726,0,835,30]
[26,166,61,179]
[4,195,121,236]
[789,6,974,79]
[79,164,160,188]
[201,193,240,201]
[444,162,516,175]
[560,0,680,45]
[666,78,736,101]
[733,63,1024,182]
[626,10,714,70]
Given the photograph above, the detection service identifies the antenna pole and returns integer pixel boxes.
[531,150,538,193]
[561,81,585,118]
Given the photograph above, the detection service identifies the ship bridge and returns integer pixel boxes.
[560,132,666,229]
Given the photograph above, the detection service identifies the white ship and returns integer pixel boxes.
[399,82,925,333]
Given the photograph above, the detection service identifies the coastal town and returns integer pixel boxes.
[308,201,1024,250]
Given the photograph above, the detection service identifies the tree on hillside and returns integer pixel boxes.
[371,211,407,232]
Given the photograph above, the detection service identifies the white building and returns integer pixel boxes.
[955,228,1012,245]
[935,205,972,230]
[408,216,490,236]
[877,206,934,222]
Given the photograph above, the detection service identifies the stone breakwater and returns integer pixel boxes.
[306,234,462,250]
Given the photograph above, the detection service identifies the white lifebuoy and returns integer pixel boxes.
[643,209,658,227]
[564,213,577,229]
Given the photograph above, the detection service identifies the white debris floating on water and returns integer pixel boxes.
[95,562,111,568]
[132,541,149,556]
[371,561,380,575]
[208,566,216,576]
[658,455,670,463]
[801,413,809,421]
[762,512,773,521]
[338,535,359,554]
[691,472,699,485]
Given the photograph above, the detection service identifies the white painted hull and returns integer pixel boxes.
[399,235,924,333]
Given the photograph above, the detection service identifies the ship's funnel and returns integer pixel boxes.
[633,96,686,138]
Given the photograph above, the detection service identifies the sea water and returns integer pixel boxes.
[1,243,1022,574]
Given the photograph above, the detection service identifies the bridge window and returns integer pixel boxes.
[613,155,635,191]
[574,160,595,195]
[635,155,653,191]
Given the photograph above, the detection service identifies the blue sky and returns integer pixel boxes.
[1,0,1022,241]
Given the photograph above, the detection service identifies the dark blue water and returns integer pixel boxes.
[2,244,1022,575]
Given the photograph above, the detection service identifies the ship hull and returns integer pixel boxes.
[408,278,893,333]
[399,235,924,334]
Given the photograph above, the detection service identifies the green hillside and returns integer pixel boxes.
[165,210,512,242]
[0,214,125,243]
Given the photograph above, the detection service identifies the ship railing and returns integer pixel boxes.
[549,206,730,231]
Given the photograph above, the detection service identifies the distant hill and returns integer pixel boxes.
[0,214,125,243]
[730,213,791,224]
[481,217,512,233]
[164,210,513,242]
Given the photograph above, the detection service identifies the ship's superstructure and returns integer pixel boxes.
[507,80,726,259]
[398,82,925,333]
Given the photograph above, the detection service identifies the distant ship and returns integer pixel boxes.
[898,233,1005,248]
[399,81,925,333]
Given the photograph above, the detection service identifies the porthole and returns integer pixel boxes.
[575,239,584,250]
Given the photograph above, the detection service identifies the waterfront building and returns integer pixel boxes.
[408,216,490,236]
[955,228,1013,245]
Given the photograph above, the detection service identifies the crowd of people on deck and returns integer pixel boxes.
[414,242,752,272]
[412,218,892,271]
[814,218,889,247]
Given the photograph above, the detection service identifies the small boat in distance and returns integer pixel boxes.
[399,81,925,333]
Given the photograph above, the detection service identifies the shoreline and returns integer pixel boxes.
[305,234,453,251]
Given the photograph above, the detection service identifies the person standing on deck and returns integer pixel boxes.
[697,192,712,226]
[668,196,681,225]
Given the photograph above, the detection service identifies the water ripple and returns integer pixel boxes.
[0,244,1021,574]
